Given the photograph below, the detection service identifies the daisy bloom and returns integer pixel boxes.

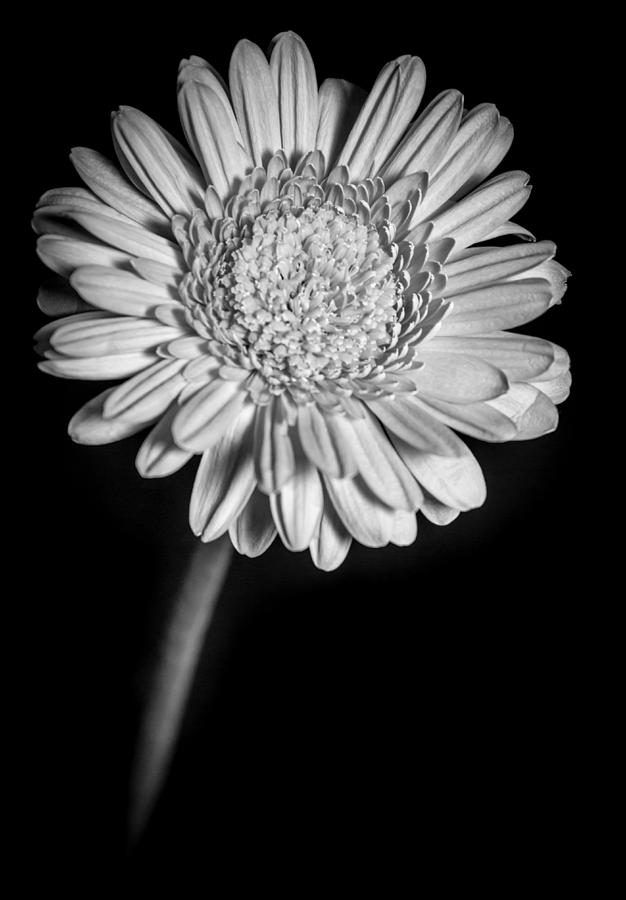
[34,31,571,571]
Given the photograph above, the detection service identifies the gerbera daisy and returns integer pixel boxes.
[34,31,571,571]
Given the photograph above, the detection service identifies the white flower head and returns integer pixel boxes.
[34,32,571,571]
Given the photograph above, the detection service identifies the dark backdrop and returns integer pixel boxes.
[18,8,591,885]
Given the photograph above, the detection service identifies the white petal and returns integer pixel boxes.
[420,495,460,526]
[253,397,296,493]
[190,406,256,542]
[508,258,570,307]
[112,106,204,215]
[270,31,318,166]
[70,147,170,234]
[379,89,463,185]
[70,266,180,317]
[341,408,423,510]
[103,359,186,423]
[130,257,183,288]
[323,475,395,548]
[37,235,132,277]
[437,279,552,336]
[389,510,418,546]
[428,171,531,248]
[414,395,518,442]
[427,332,555,381]
[444,241,556,294]
[178,80,251,200]
[297,403,356,478]
[229,489,277,558]
[39,352,154,380]
[62,210,183,268]
[315,79,366,173]
[135,405,193,478]
[487,384,558,440]
[366,396,466,456]
[530,371,571,405]
[270,450,324,551]
[172,377,249,452]
[49,316,182,357]
[452,116,514,198]
[68,387,152,445]
[391,438,486,510]
[229,39,281,166]
[415,350,509,403]
[336,55,426,181]
[309,498,352,571]
[415,104,500,221]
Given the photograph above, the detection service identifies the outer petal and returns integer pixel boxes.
[270,449,324,552]
[135,404,193,478]
[315,79,366,174]
[253,396,296,493]
[414,350,509,403]
[323,475,395,548]
[189,405,256,542]
[309,495,352,571]
[269,31,318,166]
[444,241,557,294]
[436,279,553,336]
[487,384,559,440]
[391,437,486,510]
[70,266,180,317]
[336,55,426,181]
[229,489,277,558]
[366,396,467,456]
[68,387,154,445]
[229,39,281,166]
[103,358,186,423]
[427,332,556,382]
[172,377,249,453]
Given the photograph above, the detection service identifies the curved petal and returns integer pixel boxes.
[39,352,155,380]
[297,403,357,478]
[37,235,132,277]
[135,404,193,478]
[229,488,277,558]
[427,332,555,382]
[269,31,318,166]
[172,377,249,452]
[315,79,366,174]
[103,359,186,423]
[366,395,466,456]
[336,55,426,181]
[414,351,509,403]
[229,39,281,166]
[323,475,395,548]
[253,396,296,493]
[391,437,486,510]
[189,405,256,542]
[444,241,557,294]
[68,387,153,445]
[270,449,324,551]
[414,395,519,442]
[309,495,352,571]
[436,278,552,336]
[70,266,180,317]
[49,316,182,357]
[487,384,559,440]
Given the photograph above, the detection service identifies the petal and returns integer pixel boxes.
[270,450,324,552]
[37,277,93,317]
[340,408,423,511]
[453,116,514,198]
[427,332,556,381]
[391,437,486,510]
[366,396,466,456]
[444,241,557,294]
[389,510,418,546]
[414,351,509,403]
[229,39,281,166]
[415,104,500,221]
[135,404,193,478]
[530,370,572,405]
[103,359,186,423]
[420,495,460,526]
[112,106,204,215]
[172,377,249,452]
[336,55,426,181]
[229,489,277,558]
[414,395,519,442]
[508,258,570,307]
[130,257,183,288]
[190,406,256,542]
[178,80,251,200]
[70,266,180,316]
[39,352,154,380]
[437,279,553,336]
[428,171,531,248]
[315,79,366,173]
[323,475,395,548]
[309,497,352,571]
[269,31,318,166]
[70,147,170,235]
[49,316,182,357]
[37,235,132,277]
[68,387,153,445]
[297,403,356,478]
[379,89,463,185]
[487,384,559,440]
[253,396,296,493]
[61,211,183,268]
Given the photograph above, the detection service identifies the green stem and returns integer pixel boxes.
[128,535,233,843]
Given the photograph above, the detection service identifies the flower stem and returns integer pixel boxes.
[128,535,233,844]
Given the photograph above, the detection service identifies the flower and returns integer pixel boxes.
[34,31,571,571]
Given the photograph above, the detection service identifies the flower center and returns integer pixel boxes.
[177,199,404,395]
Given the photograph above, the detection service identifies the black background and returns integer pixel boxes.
[17,7,594,885]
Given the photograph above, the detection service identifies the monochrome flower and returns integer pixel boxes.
[34,31,571,570]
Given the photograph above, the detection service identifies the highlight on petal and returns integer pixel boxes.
[315,79,366,174]
[392,438,486,511]
[172,377,249,453]
[70,266,180,317]
[229,39,281,166]
[309,496,352,571]
[487,384,559,440]
[414,350,509,403]
[270,446,324,552]
[229,489,277,558]
[135,404,193,478]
